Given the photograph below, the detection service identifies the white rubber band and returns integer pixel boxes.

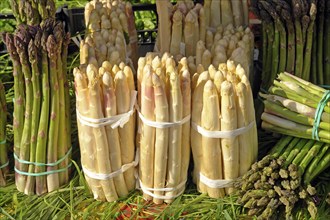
[139,178,187,200]
[191,121,255,139]
[138,111,191,129]
[77,91,137,129]
[82,148,139,181]
[199,173,234,189]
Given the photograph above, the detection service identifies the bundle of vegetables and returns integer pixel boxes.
[0,79,8,186]
[3,18,71,195]
[155,0,254,79]
[234,135,330,219]
[191,60,258,198]
[204,0,249,29]
[190,24,254,78]
[254,0,330,89]
[137,52,191,204]
[260,72,330,143]
[74,62,136,202]
[155,0,204,57]
[9,0,56,26]
[84,0,138,67]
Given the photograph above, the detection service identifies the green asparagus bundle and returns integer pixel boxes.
[191,60,258,198]
[84,0,138,68]
[254,0,330,89]
[260,72,330,143]
[3,19,71,195]
[74,62,136,202]
[137,53,191,204]
[9,0,56,26]
[0,79,8,186]
[234,135,329,219]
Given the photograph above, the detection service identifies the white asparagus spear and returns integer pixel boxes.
[201,80,225,198]
[220,80,239,195]
[152,72,169,204]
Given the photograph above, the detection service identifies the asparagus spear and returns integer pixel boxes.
[156,0,171,53]
[0,79,7,186]
[15,32,34,192]
[201,80,225,198]
[221,80,239,195]
[4,34,25,187]
[165,69,183,203]
[302,2,317,81]
[24,38,42,195]
[170,10,183,56]
[324,0,330,84]
[281,9,295,73]
[152,72,169,204]
[87,65,118,202]
[316,0,325,84]
[180,69,191,198]
[46,35,60,192]
[75,68,105,201]
[292,0,304,77]
[191,72,210,192]
[140,65,156,201]
[35,32,50,195]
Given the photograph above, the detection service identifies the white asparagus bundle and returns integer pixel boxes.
[74,62,136,202]
[138,53,191,204]
[191,60,257,198]
[190,25,254,78]
[84,0,138,69]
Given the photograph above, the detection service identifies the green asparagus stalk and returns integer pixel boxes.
[46,35,60,192]
[299,141,324,173]
[316,0,325,84]
[305,148,330,183]
[324,0,330,84]
[292,0,304,77]
[35,32,50,195]
[281,9,295,73]
[53,22,69,187]
[303,144,329,184]
[15,32,34,193]
[24,38,42,195]
[0,79,7,186]
[4,34,25,185]
[263,100,330,131]
[302,2,317,80]
[268,86,330,114]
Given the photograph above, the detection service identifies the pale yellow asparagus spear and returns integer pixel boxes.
[220,80,239,195]
[201,80,225,198]
[196,40,206,66]
[221,0,234,26]
[184,11,195,57]
[191,73,199,92]
[242,0,249,26]
[165,69,183,203]
[199,7,206,42]
[236,65,258,163]
[100,69,128,197]
[152,72,169,204]
[140,65,156,201]
[156,0,171,53]
[180,70,191,195]
[210,0,221,28]
[204,0,211,27]
[202,50,212,70]
[231,0,244,27]
[170,10,183,56]
[87,65,118,202]
[235,82,252,176]
[206,30,214,51]
[192,10,199,54]
[191,71,210,192]
[74,68,105,201]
